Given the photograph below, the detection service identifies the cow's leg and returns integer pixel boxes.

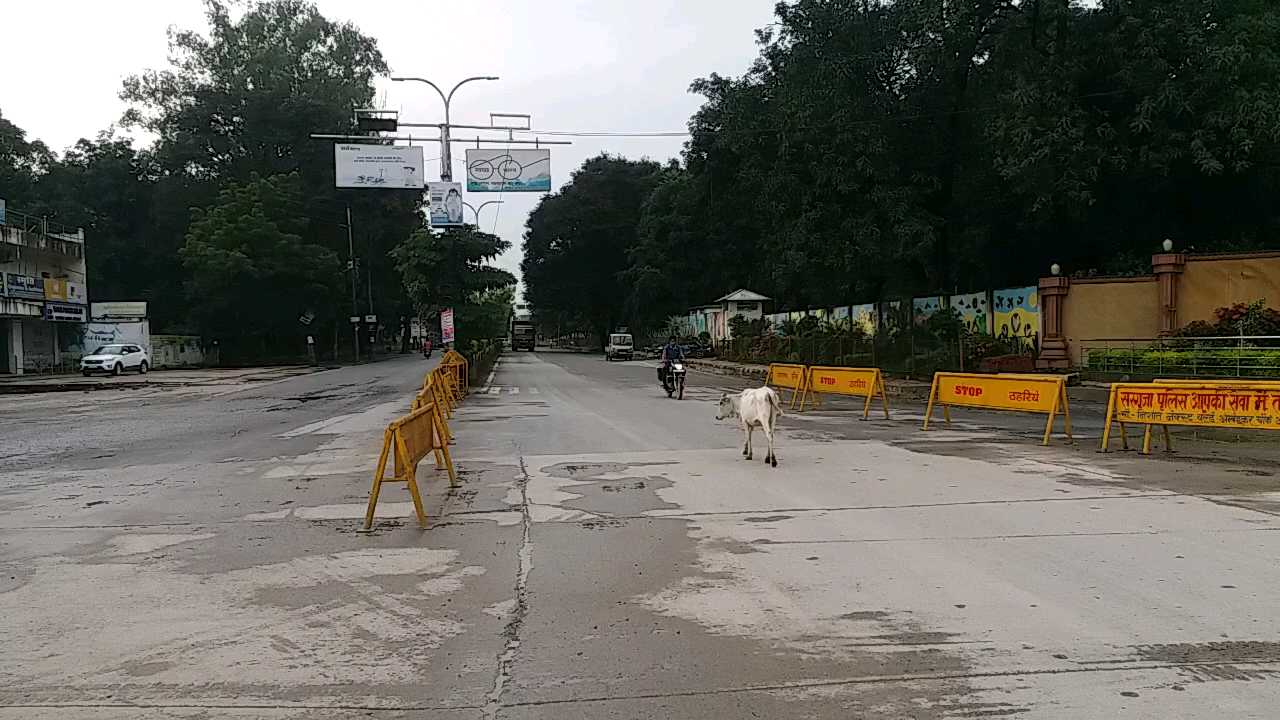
[765,419,777,467]
[744,424,754,460]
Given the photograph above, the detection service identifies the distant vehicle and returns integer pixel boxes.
[81,344,149,376]
[511,317,536,351]
[605,333,634,361]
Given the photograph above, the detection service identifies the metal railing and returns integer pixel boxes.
[1080,336,1280,380]
[0,207,81,240]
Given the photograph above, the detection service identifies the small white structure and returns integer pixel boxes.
[682,289,770,341]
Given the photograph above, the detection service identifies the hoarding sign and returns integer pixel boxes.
[465,149,551,192]
[44,302,87,322]
[428,182,465,226]
[441,308,456,344]
[44,278,69,301]
[334,144,424,189]
[91,302,148,319]
[4,273,44,300]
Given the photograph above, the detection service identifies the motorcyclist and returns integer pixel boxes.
[658,335,685,390]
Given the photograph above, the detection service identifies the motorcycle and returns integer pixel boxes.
[661,361,686,400]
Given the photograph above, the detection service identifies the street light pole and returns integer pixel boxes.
[345,206,360,362]
[391,75,499,181]
[462,200,505,225]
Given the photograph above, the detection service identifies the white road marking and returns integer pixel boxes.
[509,387,520,395]
[488,386,502,395]
[529,387,540,395]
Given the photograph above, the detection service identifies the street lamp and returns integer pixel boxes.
[390,75,499,182]
[1050,262,1061,277]
[463,200,505,225]
[1162,238,1174,252]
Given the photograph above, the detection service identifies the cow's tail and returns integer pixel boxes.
[767,387,784,417]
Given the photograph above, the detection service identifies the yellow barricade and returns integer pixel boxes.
[440,350,469,397]
[363,401,458,530]
[1101,382,1280,455]
[797,366,890,419]
[923,372,1072,445]
[412,374,454,446]
[767,363,808,409]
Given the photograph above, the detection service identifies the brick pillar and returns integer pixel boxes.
[1152,253,1187,335]
[1036,276,1071,370]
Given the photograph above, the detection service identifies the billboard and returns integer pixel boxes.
[92,302,148,319]
[465,149,551,192]
[334,144,423,189]
[428,182,465,226]
[4,273,44,300]
[441,308,456,344]
[44,302,87,322]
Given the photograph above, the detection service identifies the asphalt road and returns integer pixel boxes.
[3,351,1280,718]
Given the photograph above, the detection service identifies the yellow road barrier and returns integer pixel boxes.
[412,374,454,446]
[797,366,890,419]
[923,372,1072,445]
[363,400,457,530]
[441,350,469,397]
[1101,382,1280,454]
[767,363,809,409]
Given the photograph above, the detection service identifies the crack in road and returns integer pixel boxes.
[484,453,534,719]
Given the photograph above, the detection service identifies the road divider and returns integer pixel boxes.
[767,363,808,409]
[1101,381,1280,454]
[923,372,1072,445]
[363,358,480,531]
[797,366,890,419]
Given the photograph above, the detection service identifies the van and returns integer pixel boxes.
[605,333,633,361]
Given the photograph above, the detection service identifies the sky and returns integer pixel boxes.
[0,0,781,290]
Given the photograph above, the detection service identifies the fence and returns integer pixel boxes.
[1080,336,1280,380]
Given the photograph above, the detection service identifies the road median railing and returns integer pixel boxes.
[796,366,890,419]
[1101,381,1280,455]
[363,357,484,531]
[923,372,1072,446]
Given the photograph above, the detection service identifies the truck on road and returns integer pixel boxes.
[511,305,536,351]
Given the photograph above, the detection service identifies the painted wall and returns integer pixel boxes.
[152,335,205,368]
[1061,277,1160,366]
[992,286,1040,351]
[1179,253,1280,324]
[949,292,991,334]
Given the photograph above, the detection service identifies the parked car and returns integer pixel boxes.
[81,344,150,376]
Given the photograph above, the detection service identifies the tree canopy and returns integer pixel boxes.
[524,0,1280,336]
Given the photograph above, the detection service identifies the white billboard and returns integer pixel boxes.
[334,144,424,189]
[428,182,465,226]
[465,149,551,192]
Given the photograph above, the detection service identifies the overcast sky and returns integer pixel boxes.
[0,0,780,289]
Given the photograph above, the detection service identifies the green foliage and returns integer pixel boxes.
[591,0,1280,332]
[521,155,665,342]
[1172,300,1280,338]
[180,172,340,357]
[392,225,515,348]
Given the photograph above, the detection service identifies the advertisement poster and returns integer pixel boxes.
[441,308,455,345]
[428,182,465,226]
[912,296,944,326]
[852,303,877,335]
[334,144,423,189]
[465,149,551,192]
[4,273,44,300]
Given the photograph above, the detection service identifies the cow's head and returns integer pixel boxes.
[716,393,735,421]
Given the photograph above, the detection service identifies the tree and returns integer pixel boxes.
[120,0,420,339]
[0,109,54,210]
[181,172,341,359]
[522,155,664,344]
[392,225,515,346]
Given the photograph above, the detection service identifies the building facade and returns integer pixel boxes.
[0,205,89,374]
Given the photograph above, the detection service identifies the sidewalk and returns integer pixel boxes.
[0,365,329,394]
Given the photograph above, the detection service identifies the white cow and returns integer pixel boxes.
[717,387,783,467]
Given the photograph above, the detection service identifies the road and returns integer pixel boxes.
[3,351,1280,718]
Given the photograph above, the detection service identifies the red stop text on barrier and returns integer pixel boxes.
[954,385,984,398]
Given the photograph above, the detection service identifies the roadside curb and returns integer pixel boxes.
[0,366,331,395]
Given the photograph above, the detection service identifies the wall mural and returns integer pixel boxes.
[949,291,991,335]
[992,286,1040,350]
[912,296,945,326]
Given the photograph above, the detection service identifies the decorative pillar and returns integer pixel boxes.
[1152,253,1187,335]
[1036,276,1071,370]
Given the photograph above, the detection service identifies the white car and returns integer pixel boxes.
[605,333,634,361]
[81,344,150,376]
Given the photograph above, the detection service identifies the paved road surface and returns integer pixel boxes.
[3,352,1279,718]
